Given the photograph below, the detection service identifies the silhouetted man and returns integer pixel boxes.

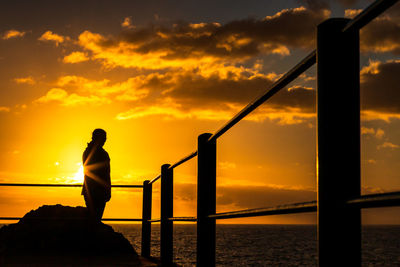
[81,129,111,222]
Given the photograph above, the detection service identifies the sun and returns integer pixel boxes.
[72,163,84,183]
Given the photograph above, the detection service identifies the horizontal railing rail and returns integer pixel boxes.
[141,190,400,223]
[0,183,142,188]
[168,217,197,222]
[347,191,400,208]
[0,217,142,221]
[209,201,317,220]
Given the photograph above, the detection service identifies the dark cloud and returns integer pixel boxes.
[174,183,316,209]
[167,73,273,106]
[268,86,315,112]
[387,2,400,23]
[163,59,400,116]
[296,0,330,12]
[361,60,400,113]
[361,16,400,54]
[150,71,316,111]
[97,6,329,60]
[217,185,316,209]
[337,0,359,8]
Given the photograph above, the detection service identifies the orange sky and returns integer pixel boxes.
[0,0,399,224]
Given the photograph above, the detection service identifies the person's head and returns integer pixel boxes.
[92,128,107,147]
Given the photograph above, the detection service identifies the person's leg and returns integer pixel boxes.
[84,192,95,217]
[84,192,104,225]
[93,198,106,222]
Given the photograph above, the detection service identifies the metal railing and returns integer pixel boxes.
[0,1,399,266]
[138,0,400,266]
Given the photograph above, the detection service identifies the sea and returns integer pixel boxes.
[110,224,400,266]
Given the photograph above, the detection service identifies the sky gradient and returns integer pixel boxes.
[0,0,399,224]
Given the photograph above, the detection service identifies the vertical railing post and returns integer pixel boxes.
[317,18,361,266]
[161,164,173,266]
[141,180,152,258]
[197,133,216,267]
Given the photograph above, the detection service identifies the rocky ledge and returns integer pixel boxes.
[0,204,142,266]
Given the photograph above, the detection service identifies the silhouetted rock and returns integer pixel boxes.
[0,205,141,265]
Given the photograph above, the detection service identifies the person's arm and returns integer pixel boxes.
[81,150,87,196]
[105,157,111,202]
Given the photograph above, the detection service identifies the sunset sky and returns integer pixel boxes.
[0,0,399,224]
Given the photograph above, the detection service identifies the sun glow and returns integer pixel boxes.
[72,164,84,184]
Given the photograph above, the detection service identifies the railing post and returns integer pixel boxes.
[141,180,152,258]
[197,133,216,267]
[317,18,361,266]
[161,164,173,266]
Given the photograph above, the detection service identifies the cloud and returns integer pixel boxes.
[32,5,400,125]
[35,88,110,106]
[344,7,400,54]
[62,51,89,63]
[217,184,316,209]
[106,64,317,124]
[359,14,400,54]
[116,100,315,125]
[361,110,400,122]
[338,0,359,8]
[250,106,315,125]
[173,183,316,209]
[2,29,26,40]
[76,6,329,69]
[35,56,398,126]
[35,75,150,107]
[121,17,135,29]
[56,75,110,91]
[164,69,276,105]
[377,141,399,150]
[219,161,237,170]
[13,76,35,85]
[115,98,237,121]
[344,9,362,18]
[0,106,10,112]
[38,31,68,46]
[375,128,385,139]
[56,75,149,100]
[41,5,331,124]
[61,5,333,124]
[296,0,330,12]
[361,127,384,139]
[361,60,400,114]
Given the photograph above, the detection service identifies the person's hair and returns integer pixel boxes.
[92,128,107,142]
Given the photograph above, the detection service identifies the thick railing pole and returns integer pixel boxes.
[161,164,173,266]
[197,133,216,267]
[141,180,152,258]
[317,18,361,267]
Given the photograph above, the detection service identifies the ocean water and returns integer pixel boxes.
[112,224,400,266]
[1,223,398,266]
